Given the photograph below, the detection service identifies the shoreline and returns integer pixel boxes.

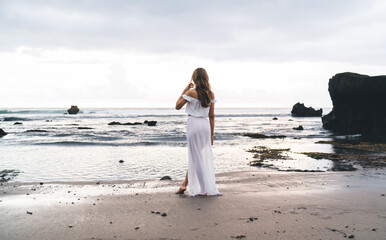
[1,169,386,239]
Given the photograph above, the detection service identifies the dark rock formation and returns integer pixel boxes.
[243,133,286,139]
[291,103,322,117]
[322,72,386,135]
[144,120,157,126]
[2,117,29,121]
[160,176,172,180]
[25,129,49,133]
[272,117,278,120]
[14,122,23,125]
[77,127,93,129]
[293,125,304,130]
[0,129,8,137]
[108,121,121,125]
[108,121,142,126]
[119,160,124,163]
[67,105,79,115]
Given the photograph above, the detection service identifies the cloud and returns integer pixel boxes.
[1,0,386,64]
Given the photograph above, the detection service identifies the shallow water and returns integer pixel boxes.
[0,107,337,182]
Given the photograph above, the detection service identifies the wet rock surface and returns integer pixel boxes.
[25,129,49,133]
[108,120,157,126]
[160,176,172,181]
[243,133,286,139]
[293,125,304,130]
[108,121,143,126]
[291,102,322,117]
[144,120,157,126]
[247,146,291,168]
[0,169,20,182]
[2,117,29,121]
[0,128,7,137]
[322,72,386,136]
[67,105,80,115]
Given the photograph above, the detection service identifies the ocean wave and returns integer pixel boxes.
[2,117,31,121]
[0,109,70,114]
[33,141,182,147]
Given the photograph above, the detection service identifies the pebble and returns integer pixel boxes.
[161,213,167,217]
[135,227,139,230]
[348,235,354,239]
[26,211,33,215]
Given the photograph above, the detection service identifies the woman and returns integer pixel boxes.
[175,68,222,196]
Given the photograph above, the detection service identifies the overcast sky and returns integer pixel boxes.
[1,0,386,108]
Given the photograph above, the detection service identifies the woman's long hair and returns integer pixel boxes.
[191,68,213,108]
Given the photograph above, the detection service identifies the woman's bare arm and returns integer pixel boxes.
[175,83,193,110]
[209,97,215,145]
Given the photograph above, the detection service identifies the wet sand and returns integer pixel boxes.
[1,169,386,240]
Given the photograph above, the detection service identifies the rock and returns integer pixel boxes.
[26,211,33,215]
[67,105,79,115]
[25,129,49,133]
[161,213,167,217]
[108,121,142,126]
[272,117,278,120]
[293,125,304,130]
[291,102,322,117]
[3,117,28,121]
[243,133,286,139]
[14,122,23,125]
[119,160,124,163]
[160,176,172,181]
[0,129,7,137]
[77,127,93,129]
[128,122,142,125]
[108,121,122,125]
[145,120,157,126]
[322,72,386,136]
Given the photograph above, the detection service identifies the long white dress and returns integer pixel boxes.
[182,94,222,196]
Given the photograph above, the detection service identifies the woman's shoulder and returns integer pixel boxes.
[210,90,215,99]
[186,89,198,98]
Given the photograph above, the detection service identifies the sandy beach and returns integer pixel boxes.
[1,169,385,240]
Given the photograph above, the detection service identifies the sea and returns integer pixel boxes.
[0,108,337,183]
